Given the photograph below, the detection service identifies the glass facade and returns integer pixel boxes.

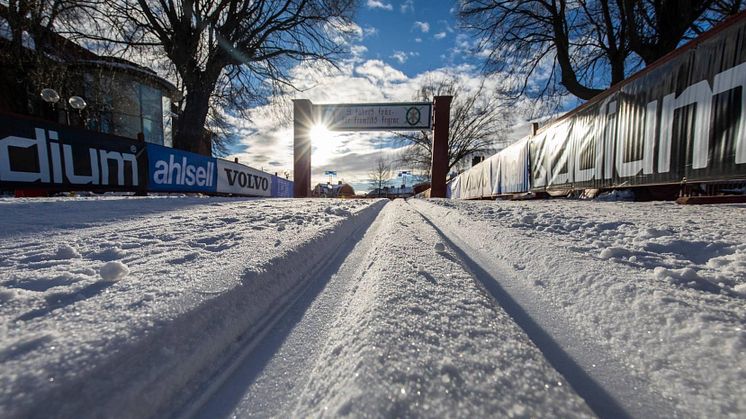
[81,67,173,147]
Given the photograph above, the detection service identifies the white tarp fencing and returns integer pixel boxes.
[448,136,530,199]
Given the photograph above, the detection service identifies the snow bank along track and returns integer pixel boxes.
[2,199,386,419]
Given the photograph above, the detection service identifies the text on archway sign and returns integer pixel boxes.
[318,102,432,131]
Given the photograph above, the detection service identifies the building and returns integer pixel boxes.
[366,185,415,199]
[0,7,177,148]
[313,181,356,198]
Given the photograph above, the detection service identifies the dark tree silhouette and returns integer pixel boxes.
[459,0,744,102]
[368,156,391,193]
[90,0,357,154]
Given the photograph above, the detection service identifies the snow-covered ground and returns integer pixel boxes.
[0,196,384,418]
[1,196,744,418]
[413,198,746,417]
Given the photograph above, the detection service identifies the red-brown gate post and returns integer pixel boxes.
[430,95,452,198]
[293,99,313,198]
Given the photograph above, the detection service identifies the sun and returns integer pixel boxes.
[310,123,336,164]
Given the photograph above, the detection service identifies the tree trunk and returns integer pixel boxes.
[174,72,219,156]
[550,5,605,100]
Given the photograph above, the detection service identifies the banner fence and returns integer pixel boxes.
[0,114,292,198]
[449,12,746,199]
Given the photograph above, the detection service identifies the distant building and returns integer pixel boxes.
[366,185,415,199]
[313,181,356,198]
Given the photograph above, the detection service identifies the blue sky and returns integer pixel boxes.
[356,0,467,77]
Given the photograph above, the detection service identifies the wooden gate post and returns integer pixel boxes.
[293,99,313,198]
[430,96,452,198]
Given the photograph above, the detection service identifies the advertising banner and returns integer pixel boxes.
[530,19,746,192]
[496,136,530,194]
[272,176,293,198]
[146,144,217,193]
[216,159,272,197]
[448,14,746,200]
[0,113,145,191]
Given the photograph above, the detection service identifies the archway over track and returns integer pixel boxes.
[292,97,451,198]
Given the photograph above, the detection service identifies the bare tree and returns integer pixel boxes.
[621,0,744,65]
[459,0,744,102]
[368,156,391,193]
[86,0,357,154]
[396,75,512,175]
[0,1,98,112]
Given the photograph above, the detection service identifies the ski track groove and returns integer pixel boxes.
[190,201,599,418]
[179,201,389,419]
[409,199,686,419]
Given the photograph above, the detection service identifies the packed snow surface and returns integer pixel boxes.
[0,196,744,418]
[0,196,382,418]
[414,198,746,417]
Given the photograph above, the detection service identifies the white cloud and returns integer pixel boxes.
[413,21,430,33]
[400,0,415,13]
[355,59,408,83]
[362,26,379,38]
[367,0,393,10]
[434,32,447,40]
[350,45,368,62]
[324,19,364,45]
[415,37,422,43]
[351,45,368,55]
[390,51,408,64]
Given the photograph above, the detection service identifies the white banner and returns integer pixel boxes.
[318,103,432,131]
[217,160,272,197]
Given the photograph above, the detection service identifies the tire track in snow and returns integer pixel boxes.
[410,200,686,419]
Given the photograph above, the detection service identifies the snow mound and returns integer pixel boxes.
[55,244,81,259]
[99,261,129,281]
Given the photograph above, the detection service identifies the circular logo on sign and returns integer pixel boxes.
[406,107,421,126]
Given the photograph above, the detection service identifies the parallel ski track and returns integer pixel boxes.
[173,201,388,419]
[410,200,686,419]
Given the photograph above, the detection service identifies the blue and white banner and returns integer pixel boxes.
[272,176,293,198]
[0,114,146,191]
[147,144,217,193]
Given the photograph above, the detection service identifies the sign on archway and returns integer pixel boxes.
[319,102,432,131]
[293,97,451,198]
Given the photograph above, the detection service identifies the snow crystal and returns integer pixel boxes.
[99,261,129,281]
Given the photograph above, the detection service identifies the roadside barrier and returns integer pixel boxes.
[450,11,746,199]
[0,113,292,197]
